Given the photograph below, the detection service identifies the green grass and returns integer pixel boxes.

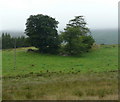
[2,45,118,100]
[2,45,118,77]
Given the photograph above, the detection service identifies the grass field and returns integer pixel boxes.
[2,45,118,100]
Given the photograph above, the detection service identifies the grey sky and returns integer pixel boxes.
[0,0,118,32]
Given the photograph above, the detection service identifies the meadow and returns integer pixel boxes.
[2,44,118,100]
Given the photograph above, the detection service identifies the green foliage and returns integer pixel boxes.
[2,33,13,49]
[61,16,94,55]
[25,14,60,54]
[1,33,30,49]
[67,16,90,36]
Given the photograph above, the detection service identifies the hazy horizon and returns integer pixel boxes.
[0,0,118,32]
[0,29,118,45]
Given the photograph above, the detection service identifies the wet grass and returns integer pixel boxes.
[2,45,118,77]
[2,45,118,100]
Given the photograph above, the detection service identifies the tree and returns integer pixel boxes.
[2,33,30,49]
[67,16,90,36]
[2,33,13,49]
[61,16,94,55]
[25,14,60,54]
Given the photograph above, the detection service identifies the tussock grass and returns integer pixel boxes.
[3,72,118,100]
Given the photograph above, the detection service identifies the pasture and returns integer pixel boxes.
[2,45,118,100]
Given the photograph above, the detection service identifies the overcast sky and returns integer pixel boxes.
[0,0,118,32]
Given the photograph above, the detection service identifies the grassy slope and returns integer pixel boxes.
[2,45,118,100]
[2,45,118,77]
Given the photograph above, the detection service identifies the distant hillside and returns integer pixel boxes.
[91,29,118,44]
[0,29,118,44]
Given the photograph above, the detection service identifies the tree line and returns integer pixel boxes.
[1,33,30,49]
[25,14,94,55]
[1,14,95,55]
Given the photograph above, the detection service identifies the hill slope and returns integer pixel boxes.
[2,45,118,100]
[2,45,118,77]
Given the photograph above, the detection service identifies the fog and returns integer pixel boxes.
[0,0,118,32]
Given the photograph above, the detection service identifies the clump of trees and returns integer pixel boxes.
[25,14,60,54]
[1,33,30,49]
[2,14,94,55]
[25,14,94,55]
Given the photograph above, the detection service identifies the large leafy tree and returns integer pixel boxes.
[25,14,60,54]
[61,16,94,55]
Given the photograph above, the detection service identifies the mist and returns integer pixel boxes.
[0,0,118,32]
